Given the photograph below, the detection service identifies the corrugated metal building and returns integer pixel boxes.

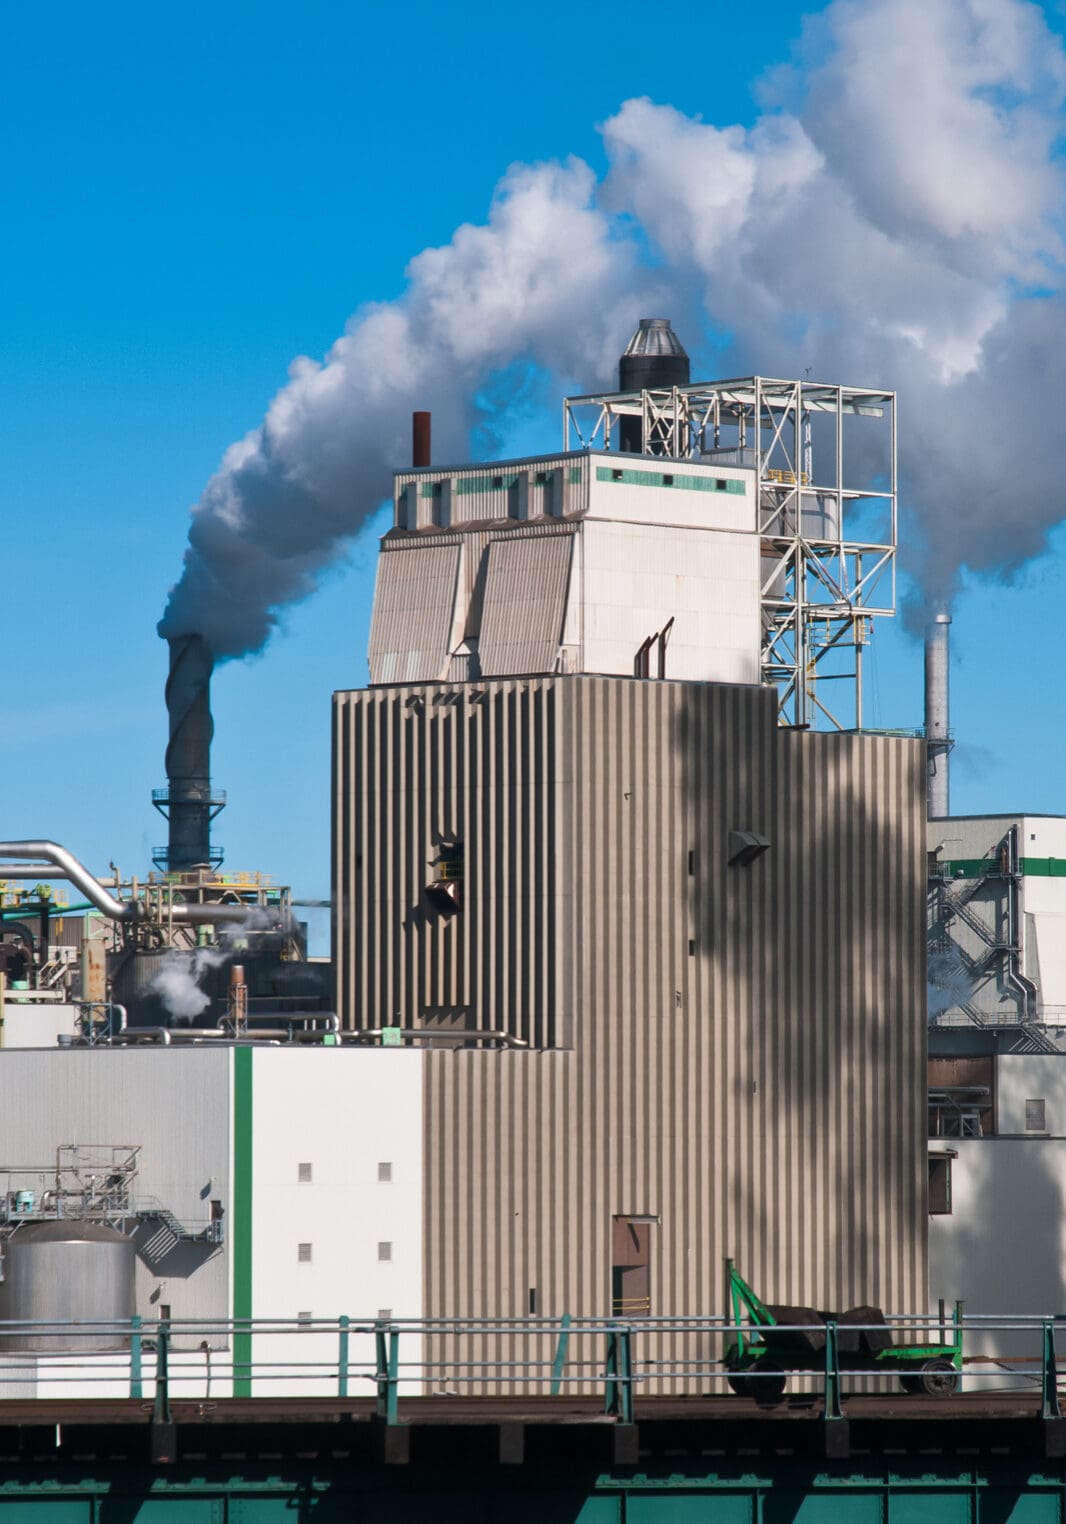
[333,674,928,1379]
[335,357,926,1386]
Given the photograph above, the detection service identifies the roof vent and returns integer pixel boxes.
[621,317,689,361]
[618,320,691,454]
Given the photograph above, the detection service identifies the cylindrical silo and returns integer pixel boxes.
[0,1222,135,1351]
[618,318,690,454]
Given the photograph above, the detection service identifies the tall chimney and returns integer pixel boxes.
[158,634,223,871]
[925,609,952,819]
[618,318,690,454]
[412,411,431,468]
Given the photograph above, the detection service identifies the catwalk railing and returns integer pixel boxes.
[0,1313,1063,1420]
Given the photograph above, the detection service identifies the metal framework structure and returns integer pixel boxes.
[0,1145,224,1255]
[565,377,897,729]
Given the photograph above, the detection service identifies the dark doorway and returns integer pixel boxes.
[612,1216,652,1315]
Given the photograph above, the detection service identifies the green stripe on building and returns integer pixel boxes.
[594,465,744,494]
[1021,857,1066,876]
[233,1045,253,1396]
[454,474,521,494]
[939,857,1066,879]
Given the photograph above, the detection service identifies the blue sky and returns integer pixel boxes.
[3,0,1065,951]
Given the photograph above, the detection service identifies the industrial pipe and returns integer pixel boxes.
[412,411,431,468]
[0,843,253,925]
[924,609,953,819]
[1005,824,1039,1022]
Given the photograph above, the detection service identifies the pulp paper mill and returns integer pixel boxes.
[0,317,1057,1405]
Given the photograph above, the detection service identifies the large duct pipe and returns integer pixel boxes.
[163,635,219,871]
[925,609,953,819]
[0,843,251,924]
[618,318,690,454]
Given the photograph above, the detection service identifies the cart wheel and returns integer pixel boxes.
[726,1369,757,1398]
[750,1356,787,1405]
[916,1358,958,1396]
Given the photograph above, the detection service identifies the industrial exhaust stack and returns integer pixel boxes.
[925,609,953,819]
[153,634,225,872]
[618,318,690,454]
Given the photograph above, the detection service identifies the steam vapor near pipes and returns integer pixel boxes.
[147,908,295,1023]
[160,0,1066,659]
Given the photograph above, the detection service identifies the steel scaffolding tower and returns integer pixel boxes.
[564,376,897,729]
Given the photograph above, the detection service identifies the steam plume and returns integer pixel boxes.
[148,947,225,1023]
[161,0,1066,656]
[147,908,294,1024]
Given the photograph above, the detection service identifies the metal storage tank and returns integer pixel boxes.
[109,948,175,1026]
[0,1222,135,1351]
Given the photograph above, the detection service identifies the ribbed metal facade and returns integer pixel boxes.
[478,534,574,676]
[367,542,462,684]
[333,675,927,1386]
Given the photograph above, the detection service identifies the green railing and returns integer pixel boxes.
[0,1311,1062,1426]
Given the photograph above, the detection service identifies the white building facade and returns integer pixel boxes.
[0,1044,423,1399]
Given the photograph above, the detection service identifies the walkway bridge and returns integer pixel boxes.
[0,1313,1064,1518]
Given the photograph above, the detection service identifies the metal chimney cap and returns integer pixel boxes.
[622,318,688,360]
[932,610,952,625]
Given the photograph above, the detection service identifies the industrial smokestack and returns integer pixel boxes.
[618,318,690,454]
[155,635,224,872]
[412,411,431,468]
[925,609,953,819]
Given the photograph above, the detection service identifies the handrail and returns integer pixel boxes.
[0,1311,1060,1410]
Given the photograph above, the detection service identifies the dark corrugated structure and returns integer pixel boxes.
[333,675,927,1386]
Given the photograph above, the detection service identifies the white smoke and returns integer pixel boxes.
[160,160,654,657]
[161,0,1066,656]
[146,908,293,1023]
[147,947,226,1023]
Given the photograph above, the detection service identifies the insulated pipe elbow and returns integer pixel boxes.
[0,842,274,928]
[0,841,135,920]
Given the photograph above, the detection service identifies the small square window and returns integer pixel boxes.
[1026,1099,1047,1132]
[662,474,674,486]
[535,471,547,485]
[298,1242,313,1263]
[929,1156,952,1214]
[378,1241,393,1262]
[378,1161,392,1183]
[612,468,623,481]
[716,478,727,490]
[298,1162,312,1183]
[492,475,503,488]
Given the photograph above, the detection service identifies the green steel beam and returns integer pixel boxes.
[0,1462,1065,1517]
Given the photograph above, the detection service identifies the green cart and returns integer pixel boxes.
[724,1259,962,1400]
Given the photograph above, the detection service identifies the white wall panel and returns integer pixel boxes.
[249,1047,424,1393]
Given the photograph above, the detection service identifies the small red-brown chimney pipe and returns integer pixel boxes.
[412,411,431,468]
